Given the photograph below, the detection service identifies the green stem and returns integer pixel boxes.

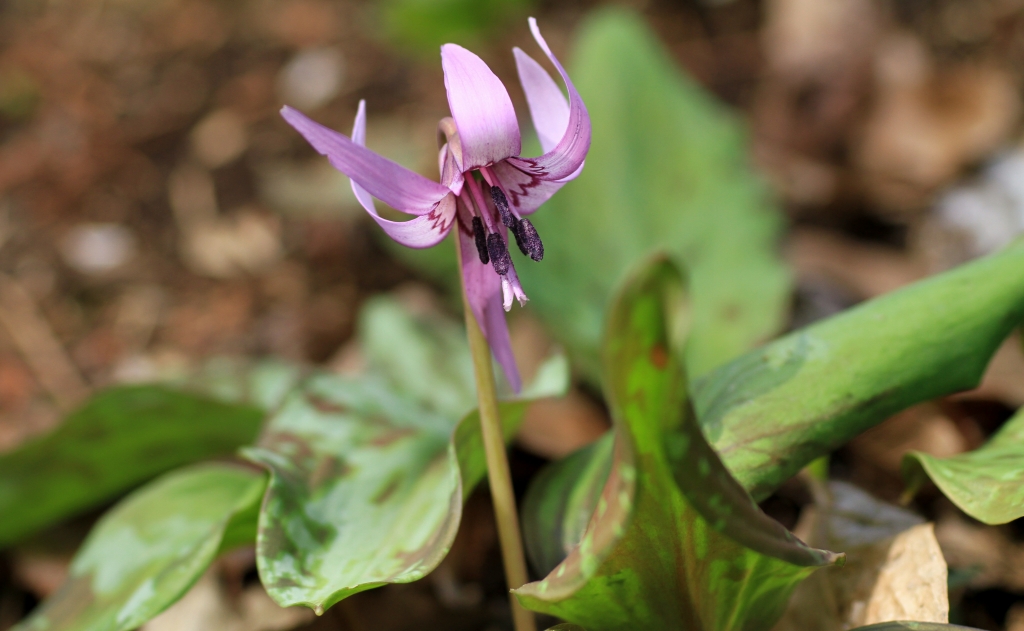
[456,238,536,631]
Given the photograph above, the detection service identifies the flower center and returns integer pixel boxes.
[464,171,544,272]
[438,117,538,310]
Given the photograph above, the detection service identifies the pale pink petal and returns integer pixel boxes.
[345,101,456,248]
[504,18,590,182]
[501,264,529,310]
[367,194,457,248]
[282,105,449,216]
[457,207,521,392]
[441,44,522,172]
[490,160,565,215]
[513,47,568,154]
[438,144,465,195]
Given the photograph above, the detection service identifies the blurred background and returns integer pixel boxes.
[2,0,1024,629]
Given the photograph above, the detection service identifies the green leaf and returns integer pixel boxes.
[396,7,789,382]
[514,257,841,631]
[375,0,534,58]
[524,240,1024,573]
[699,239,1024,500]
[0,386,265,547]
[166,356,306,412]
[244,377,560,613]
[243,297,568,613]
[13,463,266,631]
[522,433,612,577]
[902,407,1024,524]
[241,374,458,613]
[358,296,477,418]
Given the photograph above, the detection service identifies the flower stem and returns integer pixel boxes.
[456,239,536,631]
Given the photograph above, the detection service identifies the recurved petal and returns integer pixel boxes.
[490,160,565,215]
[348,101,456,247]
[441,44,522,172]
[366,194,457,248]
[514,48,568,154]
[505,18,591,182]
[457,205,522,392]
[282,105,450,216]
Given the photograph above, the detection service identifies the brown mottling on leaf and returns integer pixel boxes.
[269,576,303,590]
[306,394,347,415]
[650,345,668,370]
[27,571,97,628]
[720,303,742,322]
[257,431,316,464]
[309,455,351,489]
[372,474,403,505]
[370,427,418,448]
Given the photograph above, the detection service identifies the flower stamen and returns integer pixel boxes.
[490,186,516,229]
[464,175,498,232]
[472,217,490,264]
[515,217,544,261]
[486,234,511,275]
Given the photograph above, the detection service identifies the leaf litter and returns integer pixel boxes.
[3,0,1024,629]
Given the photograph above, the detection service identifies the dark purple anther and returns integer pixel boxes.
[516,218,544,261]
[486,233,511,275]
[511,221,528,256]
[490,186,515,229]
[472,217,489,264]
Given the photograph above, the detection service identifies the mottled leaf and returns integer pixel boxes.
[242,373,459,613]
[525,240,1024,574]
[514,257,841,631]
[358,296,477,418]
[166,356,306,412]
[521,433,612,577]
[13,464,266,631]
[244,297,568,613]
[0,386,265,547]
[700,239,1024,500]
[902,406,1024,524]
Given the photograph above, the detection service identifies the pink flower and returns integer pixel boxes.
[281,18,590,392]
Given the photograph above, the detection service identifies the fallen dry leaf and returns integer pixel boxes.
[775,482,948,631]
[755,0,878,207]
[952,333,1024,407]
[934,512,1024,592]
[190,108,248,169]
[143,571,312,631]
[851,523,948,625]
[179,210,283,279]
[1008,603,1024,631]
[846,404,967,502]
[787,228,926,299]
[915,148,1024,272]
[11,552,70,598]
[516,391,609,460]
[0,273,90,412]
[856,34,1020,213]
